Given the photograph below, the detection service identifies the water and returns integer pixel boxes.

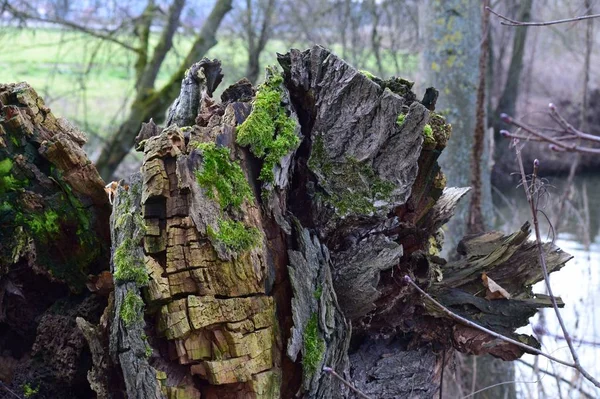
[493,175,600,399]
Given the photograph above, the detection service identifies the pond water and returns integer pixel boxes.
[492,174,600,399]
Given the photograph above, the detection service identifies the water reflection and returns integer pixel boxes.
[493,175,600,398]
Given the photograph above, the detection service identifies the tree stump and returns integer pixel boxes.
[0,47,571,399]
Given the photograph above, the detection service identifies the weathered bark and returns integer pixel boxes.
[1,47,574,399]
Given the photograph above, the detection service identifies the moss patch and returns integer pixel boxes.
[423,124,436,148]
[302,312,325,378]
[428,113,452,149]
[28,210,60,237]
[236,68,300,183]
[121,290,145,326]
[195,142,252,210]
[396,113,406,126]
[359,70,376,80]
[309,135,395,216]
[313,285,323,300]
[22,383,39,398]
[113,237,149,286]
[208,219,259,253]
[0,158,24,194]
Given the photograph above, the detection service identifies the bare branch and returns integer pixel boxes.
[322,366,373,399]
[4,3,141,53]
[515,150,600,388]
[517,360,595,399]
[487,6,600,26]
[500,111,600,154]
[137,0,186,91]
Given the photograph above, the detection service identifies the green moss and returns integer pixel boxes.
[359,70,376,80]
[114,238,149,286]
[309,136,395,216]
[422,124,436,148]
[23,383,39,398]
[302,312,325,378]
[434,170,447,190]
[208,219,259,253]
[236,68,300,183]
[142,333,153,358]
[195,142,252,210]
[0,158,23,194]
[313,285,323,300]
[380,77,416,100]
[396,113,406,125]
[28,210,60,237]
[121,290,145,326]
[423,124,433,136]
[0,158,12,175]
[428,112,452,149]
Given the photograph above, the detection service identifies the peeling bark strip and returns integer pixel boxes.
[1,46,575,399]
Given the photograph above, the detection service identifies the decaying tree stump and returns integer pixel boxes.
[0,46,572,399]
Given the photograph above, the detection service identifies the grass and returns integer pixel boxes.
[0,26,418,150]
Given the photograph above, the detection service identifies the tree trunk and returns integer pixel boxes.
[492,0,533,183]
[0,47,572,399]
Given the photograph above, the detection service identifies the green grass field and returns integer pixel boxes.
[0,27,418,150]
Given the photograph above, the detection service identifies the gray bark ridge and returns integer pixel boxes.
[287,220,350,398]
[279,45,427,225]
[109,174,163,399]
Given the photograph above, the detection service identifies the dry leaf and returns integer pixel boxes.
[86,271,114,296]
[482,273,511,300]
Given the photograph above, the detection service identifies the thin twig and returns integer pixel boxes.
[487,6,600,26]
[461,379,532,399]
[402,275,577,368]
[323,366,373,399]
[500,113,600,154]
[4,3,141,53]
[517,359,595,399]
[0,381,23,399]
[515,151,600,388]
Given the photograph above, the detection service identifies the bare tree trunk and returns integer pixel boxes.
[367,0,384,77]
[492,0,533,183]
[243,0,277,84]
[95,0,233,181]
[553,0,593,233]
[424,0,512,397]
[1,48,571,398]
[468,0,491,234]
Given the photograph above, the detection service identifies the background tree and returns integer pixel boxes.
[423,1,509,397]
[4,0,234,180]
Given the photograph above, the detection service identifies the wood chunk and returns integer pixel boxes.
[187,296,273,330]
[145,218,162,236]
[146,256,170,304]
[142,158,169,203]
[168,271,198,296]
[158,299,191,340]
[145,229,167,254]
